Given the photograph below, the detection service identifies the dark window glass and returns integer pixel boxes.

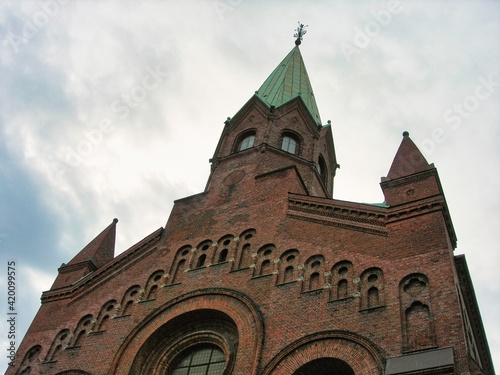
[317,155,327,185]
[218,249,228,263]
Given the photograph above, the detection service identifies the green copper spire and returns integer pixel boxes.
[255,27,321,125]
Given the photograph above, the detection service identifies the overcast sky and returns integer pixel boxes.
[0,0,499,372]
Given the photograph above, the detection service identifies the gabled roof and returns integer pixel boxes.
[387,131,431,179]
[256,46,322,125]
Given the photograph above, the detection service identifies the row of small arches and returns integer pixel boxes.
[16,271,436,373]
[166,229,385,310]
[15,229,436,371]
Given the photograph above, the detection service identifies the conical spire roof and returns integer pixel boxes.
[66,218,117,268]
[387,131,431,179]
[256,46,322,125]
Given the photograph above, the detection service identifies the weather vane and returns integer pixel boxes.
[294,22,308,46]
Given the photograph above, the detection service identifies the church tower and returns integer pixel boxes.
[206,36,337,199]
[7,30,494,375]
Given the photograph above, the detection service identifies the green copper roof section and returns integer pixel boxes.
[256,46,322,125]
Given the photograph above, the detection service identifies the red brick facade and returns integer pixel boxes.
[6,47,493,375]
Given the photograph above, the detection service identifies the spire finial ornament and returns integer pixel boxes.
[294,22,308,46]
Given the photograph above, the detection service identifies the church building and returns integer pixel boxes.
[7,29,494,375]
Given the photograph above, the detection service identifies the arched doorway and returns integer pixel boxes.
[293,358,354,375]
[263,331,382,375]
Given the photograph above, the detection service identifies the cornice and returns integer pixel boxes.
[380,167,437,190]
[287,193,453,237]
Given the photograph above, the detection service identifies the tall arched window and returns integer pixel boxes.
[317,155,328,185]
[237,132,255,151]
[281,134,299,155]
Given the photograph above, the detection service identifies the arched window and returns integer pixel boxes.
[360,268,384,310]
[284,266,295,283]
[236,229,256,269]
[338,279,348,299]
[169,344,225,374]
[330,261,353,301]
[18,345,41,374]
[368,287,380,307]
[215,235,233,264]
[193,241,214,269]
[218,249,228,263]
[281,134,299,155]
[96,300,117,331]
[70,315,93,347]
[196,254,207,268]
[317,154,328,185]
[303,255,325,292]
[170,247,191,284]
[309,272,321,290]
[399,273,436,352]
[255,245,275,277]
[46,329,71,362]
[237,132,255,151]
[279,249,300,284]
[119,286,141,316]
[145,270,164,300]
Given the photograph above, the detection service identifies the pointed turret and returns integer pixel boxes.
[256,45,322,125]
[381,132,457,247]
[50,219,118,290]
[381,132,437,207]
[386,131,432,179]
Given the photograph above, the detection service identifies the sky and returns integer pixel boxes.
[0,0,499,372]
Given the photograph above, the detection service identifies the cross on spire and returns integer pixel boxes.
[294,22,308,46]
